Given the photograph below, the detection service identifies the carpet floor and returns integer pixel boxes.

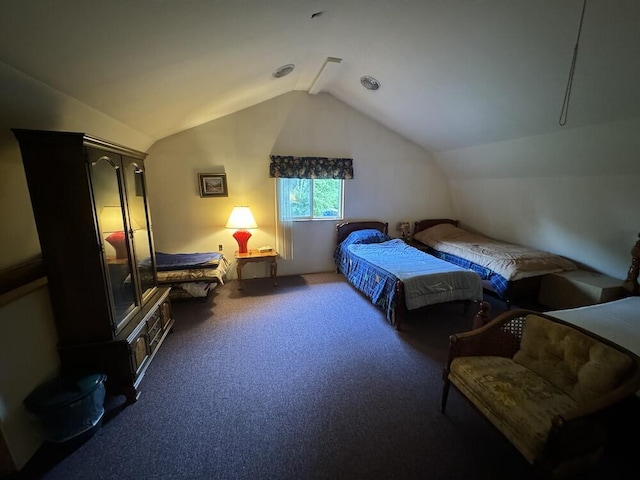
[16,273,638,479]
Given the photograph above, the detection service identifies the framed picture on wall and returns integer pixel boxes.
[198,173,228,197]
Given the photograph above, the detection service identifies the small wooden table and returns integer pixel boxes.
[235,250,278,290]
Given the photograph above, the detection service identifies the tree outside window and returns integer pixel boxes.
[279,178,343,220]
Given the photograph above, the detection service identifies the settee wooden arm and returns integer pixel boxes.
[563,380,640,424]
[542,356,640,469]
[560,352,640,420]
[446,309,536,365]
[539,413,608,473]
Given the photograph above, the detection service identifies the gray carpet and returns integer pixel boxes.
[20,273,637,479]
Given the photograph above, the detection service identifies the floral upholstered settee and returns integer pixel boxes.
[441,310,640,478]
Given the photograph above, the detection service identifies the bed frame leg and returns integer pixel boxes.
[393,309,404,331]
[394,279,406,331]
[441,379,450,413]
[472,301,491,329]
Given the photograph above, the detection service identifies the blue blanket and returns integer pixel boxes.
[335,238,482,322]
[348,240,482,310]
[143,252,224,271]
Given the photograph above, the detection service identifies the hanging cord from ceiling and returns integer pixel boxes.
[559,0,588,126]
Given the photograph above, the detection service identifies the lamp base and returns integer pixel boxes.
[233,229,252,254]
[105,231,128,259]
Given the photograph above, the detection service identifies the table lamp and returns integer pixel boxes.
[101,206,128,259]
[397,221,411,241]
[226,206,258,254]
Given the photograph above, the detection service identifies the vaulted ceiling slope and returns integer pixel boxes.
[1,1,639,152]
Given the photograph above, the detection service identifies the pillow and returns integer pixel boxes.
[513,314,633,403]
[413,223,462,245]
[334,228,391,269]
[342,228,390,248]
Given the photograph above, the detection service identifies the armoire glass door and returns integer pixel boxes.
[89,149,139,330]
[123,157,157,302]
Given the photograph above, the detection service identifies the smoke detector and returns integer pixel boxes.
[360,75,381,91]
[273,64,295,78]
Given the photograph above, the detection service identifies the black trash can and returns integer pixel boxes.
[24,373,107,443]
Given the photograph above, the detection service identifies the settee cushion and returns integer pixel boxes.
[449,355,578,462]
[513,314,633,403]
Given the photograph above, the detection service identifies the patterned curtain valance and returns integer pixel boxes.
[269,155,354,179]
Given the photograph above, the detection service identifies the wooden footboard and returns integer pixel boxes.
[395,280,476,331]
[481,276,542,308]
[394,279,406,330]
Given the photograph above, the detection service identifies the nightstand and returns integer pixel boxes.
[235,250,278,290]
[538,269,624,309]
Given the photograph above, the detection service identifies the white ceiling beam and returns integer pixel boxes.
[308,57,343,95]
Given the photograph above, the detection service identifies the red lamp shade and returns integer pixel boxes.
[226,206,258,254]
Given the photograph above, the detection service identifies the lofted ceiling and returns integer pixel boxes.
[1,0,639,152]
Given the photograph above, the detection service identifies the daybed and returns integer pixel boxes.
[412,219,576,306]
[441,308,640,478]
[150,252,230,300]
[334,221,483,330]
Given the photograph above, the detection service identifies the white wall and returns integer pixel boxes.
[146,91,453,278]
[0,60,154,470]
[434,117,640,279]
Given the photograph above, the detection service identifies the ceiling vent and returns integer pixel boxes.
[360,75,381,91]
[273,64,295,78]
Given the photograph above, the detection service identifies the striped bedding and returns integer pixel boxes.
[335,230,482,323]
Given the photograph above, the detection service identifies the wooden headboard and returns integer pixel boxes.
[413,218,458,235]
[623,232,640,295]
[336,221,389,245]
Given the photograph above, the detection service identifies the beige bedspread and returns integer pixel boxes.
[413,223,576,281]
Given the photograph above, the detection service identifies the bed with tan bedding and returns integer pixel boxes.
[412,219,576,305]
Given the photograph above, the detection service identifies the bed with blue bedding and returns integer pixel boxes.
[151,251,230,299]
[335,222,483,330]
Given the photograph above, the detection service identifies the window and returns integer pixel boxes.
[277,178,344,220]
[270,155,352,258]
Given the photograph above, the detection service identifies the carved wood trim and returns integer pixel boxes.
[623,232,640,295]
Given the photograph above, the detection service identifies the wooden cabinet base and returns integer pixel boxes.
[59,288,173,403]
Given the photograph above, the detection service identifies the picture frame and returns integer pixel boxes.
[198,173,228,197]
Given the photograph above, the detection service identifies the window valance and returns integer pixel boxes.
[269,155,354,179]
